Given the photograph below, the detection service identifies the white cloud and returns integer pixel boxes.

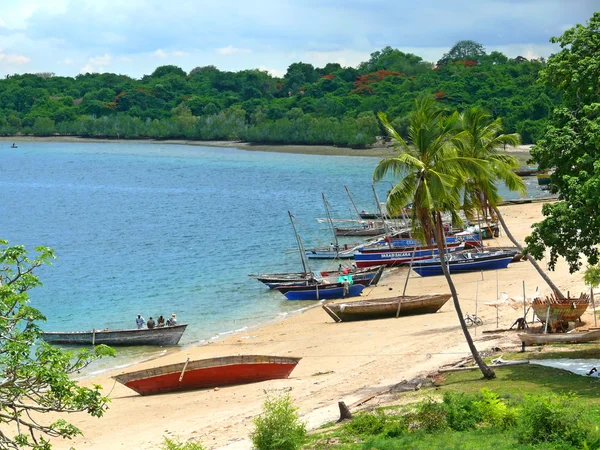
[80,54,111,73]
[215,45,252,56]
[258,66,285,78]
[0,50,30,64]
[154,49,167,58]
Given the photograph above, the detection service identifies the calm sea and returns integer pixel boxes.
[0,141,547,372]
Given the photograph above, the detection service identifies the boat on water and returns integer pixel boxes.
[279,283,365,301]
[113,355,301,395]
[334,224,386,237]
[411,250,515,277]
[532,293,589,332]
[40,324,188,346]
[322,293,452,322]
[519,330,600,346]
[537,172,551,185]
[512,167,538,177]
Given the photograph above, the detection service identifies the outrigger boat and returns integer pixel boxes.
[410,250,515,277]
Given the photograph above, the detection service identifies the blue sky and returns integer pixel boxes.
[0,0,596,78]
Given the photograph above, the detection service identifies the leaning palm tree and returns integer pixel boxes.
[374,97,496,379]
[456,107,564,298]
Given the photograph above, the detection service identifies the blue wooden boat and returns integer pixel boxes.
[264,266,384,289]
[411,251,515,277]
[282,283,365,301]
[354,244,464,268]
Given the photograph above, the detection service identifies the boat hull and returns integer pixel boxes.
[41,324,188,346]
[354,245,462,268]
[532,294,589,331]
[519,330,600,346]
[113,355,301,395]
[283,284,365,301]
[322,294,452,322]
[334,226,385,237]
[412,255,513,277]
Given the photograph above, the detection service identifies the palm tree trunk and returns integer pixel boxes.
[434,212,496,379]
[493,206,565,298]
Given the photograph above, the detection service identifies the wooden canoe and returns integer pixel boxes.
[113,355,301,395]
[322,293,452,322]
[532,293,589,332]
[519,330,600,346]
[41,324,187,346]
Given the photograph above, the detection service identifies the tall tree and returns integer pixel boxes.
[526,13,600,272]
[437,40,486,67]
[0,240,115,449]
[374,97,495,379]
[456,107,565,297]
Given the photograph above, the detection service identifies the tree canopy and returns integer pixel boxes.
[0,240,115,449]
[526,12,600,272]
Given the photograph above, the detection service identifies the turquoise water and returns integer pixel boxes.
[0,141,547,370]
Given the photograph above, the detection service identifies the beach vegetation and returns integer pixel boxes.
[308,364,600,449]
[0,239,115,449]
[160,437,205,450]
[251,393,307,450]
[373,96,496,379]
[526,12,600,272]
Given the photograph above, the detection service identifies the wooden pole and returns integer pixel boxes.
[544,303,551,334]
[179,358,190,382]
[522,280,527,326]
[592,287,597,327]
[402,242,418,296]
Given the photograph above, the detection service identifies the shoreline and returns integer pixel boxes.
[0,136,534,160]
[48,202,585,450]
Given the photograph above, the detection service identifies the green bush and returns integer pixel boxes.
[412,397,447,432]
[516,393,591,445]
[443,391,481,431]
[251,393,307,450]
[473,389,516,429]
[161,437,205,450]
[346,411,388,435]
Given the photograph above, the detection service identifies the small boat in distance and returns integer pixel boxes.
[113,355,301,395]
[322,293,452,322]
[537,172,551,185]
[512,167,538,177]
[40,324,187,346]
[10,143,18,148]
[278,283,365,301]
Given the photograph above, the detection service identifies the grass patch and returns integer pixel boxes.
[308,364,600,449]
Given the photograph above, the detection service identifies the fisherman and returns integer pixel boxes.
[147,317,156,329]
[167,313,177,326]
[157,315,165,327]
[135,314,145,329]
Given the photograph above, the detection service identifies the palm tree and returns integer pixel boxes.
[374,97,496,379]
[456,107,564,298]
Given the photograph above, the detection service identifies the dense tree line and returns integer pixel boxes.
[0,42,558,147]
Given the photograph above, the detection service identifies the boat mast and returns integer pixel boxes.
[288,211,312,275]
[372,184,391,234]
[344,185,362,219]
[322,193,340,250]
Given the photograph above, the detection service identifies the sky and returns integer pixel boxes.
[0,0,596,79]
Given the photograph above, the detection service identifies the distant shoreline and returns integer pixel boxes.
[0,136,533,161]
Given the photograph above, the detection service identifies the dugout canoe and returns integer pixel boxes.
[519,330,600,346]
[113,355,302,395]
[40,324,187,346]
[322,293,452,322]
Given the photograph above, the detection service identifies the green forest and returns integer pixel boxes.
[0,40,558,147]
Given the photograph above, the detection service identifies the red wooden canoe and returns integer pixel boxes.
[113,355,301,395]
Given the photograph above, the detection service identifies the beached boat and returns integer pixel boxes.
[354,243,464,268]
[322,293,452,322]
[113,355,301,395]
[250,265,385,289]
[279,283,365,301]
[305,246,356,259]
[40,324,187,346]
[411,250,515,277]
[264,266,385,290]
[532,293,589,332]
[519,330,600,346]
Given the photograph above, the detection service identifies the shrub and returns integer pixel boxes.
[161,437,205,450]
[412,397,447,432]
[442,391,481,431]
[516,393,591,445]
[251,393,307,450]
[473,388,516,429]
[346,411,388,435]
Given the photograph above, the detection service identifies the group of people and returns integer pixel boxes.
[135,313,178,329]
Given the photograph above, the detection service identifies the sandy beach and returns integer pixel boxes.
[45,201,586,450]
